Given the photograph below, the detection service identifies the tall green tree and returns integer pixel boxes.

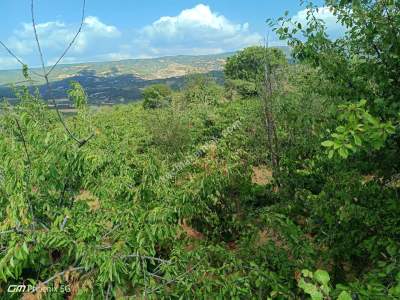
[271,0,400,118]
[225,46,287,84]
[142,84,173,109]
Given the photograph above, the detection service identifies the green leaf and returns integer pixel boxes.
[298,279,323,300]
[336,126,346,133]
[321,140,334,147]
[22,242,29,254]
[358,99,367,107]
[337,291,352,300]
[298,279,315,293]
[314,269,330,286]
[338,147,349,159]
[301,269,313,278]
[389,284,400,297]
[353,135,362,146]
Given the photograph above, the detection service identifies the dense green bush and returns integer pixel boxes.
[225,79,258,98]
[142,84,173,109]
[182,75,224,106]
[225,46,287,83]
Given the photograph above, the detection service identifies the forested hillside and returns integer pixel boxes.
[0,53,232,105]
[0,0,399,299]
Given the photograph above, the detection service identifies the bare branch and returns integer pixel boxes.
[0,40,44,78]
[30,0,95,146]
[0,229,19,235]
[141,258,147,298]
[0,41,26,68]
[145,260,203,295]
[39,266,85,287]
[78,132,95,148]
[60,216,68,230]
[46,0,87,76]
[14,117,32,166]
[122,253,172,264]
[105,282,112,300]
[14,116,36,222]
[31,0,47,75]
[0,225,48,235]
[101,223,122,240]
[262,33,280,178]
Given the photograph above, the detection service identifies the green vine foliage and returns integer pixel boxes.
[1,85,309,299]
[322,100,396,159]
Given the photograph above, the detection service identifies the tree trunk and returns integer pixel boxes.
[262,61,280,179]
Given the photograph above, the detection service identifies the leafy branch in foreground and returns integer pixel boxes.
[322,100,396,159]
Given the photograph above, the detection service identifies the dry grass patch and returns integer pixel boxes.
[251,165,273,185]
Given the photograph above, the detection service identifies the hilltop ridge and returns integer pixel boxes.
[0,47,291,105]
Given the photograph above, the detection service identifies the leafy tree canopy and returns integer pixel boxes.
[225,46,287,83]
[142,84,173,109]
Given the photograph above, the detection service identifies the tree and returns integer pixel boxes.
[182,75,223,106]
[270,0,400,119]
[142,84,173,109]
[225,46,287,84]
[225,46,287,180]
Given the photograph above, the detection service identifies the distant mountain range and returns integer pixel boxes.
[0,47,291,106]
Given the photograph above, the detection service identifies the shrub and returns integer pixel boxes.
[142,84,173,109]
[182,75,224,106]
[225,79,258,98]
[225,46,287,83]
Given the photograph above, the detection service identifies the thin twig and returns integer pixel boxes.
[60,216,68,230]
[141,258,147,298]
[102,224,122,239]
[14,117,32,166]
[39,266,85,287]
[122,253,172,264]
[147,272,168,281]
[31,0,47,75]
[145,260,203,295]
[105,282,111,300]
[0,226,47,236]
[14,116,35,222]
[30,0,95,146]
[46,0,87,76]
[0,40,44,78]
[0,229,19,235]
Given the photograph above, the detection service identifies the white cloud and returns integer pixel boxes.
[292,6,346,39]
[0,56,19,69]
[76,16,121,52]
[133,4,262,57]
[1,5,262,69]
[2,16,121,68]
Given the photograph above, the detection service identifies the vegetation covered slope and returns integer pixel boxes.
[0,53,232,85]
[0,0,399,299]
[0,48,291,105]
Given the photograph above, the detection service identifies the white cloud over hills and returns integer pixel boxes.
[0,4,263,68]
[1,16,121,68]
[0,4,345,70]
[133,4,262,57]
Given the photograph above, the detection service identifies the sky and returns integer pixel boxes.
[0,0,342,70]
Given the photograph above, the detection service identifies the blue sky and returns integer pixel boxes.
[0,0,340,69]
